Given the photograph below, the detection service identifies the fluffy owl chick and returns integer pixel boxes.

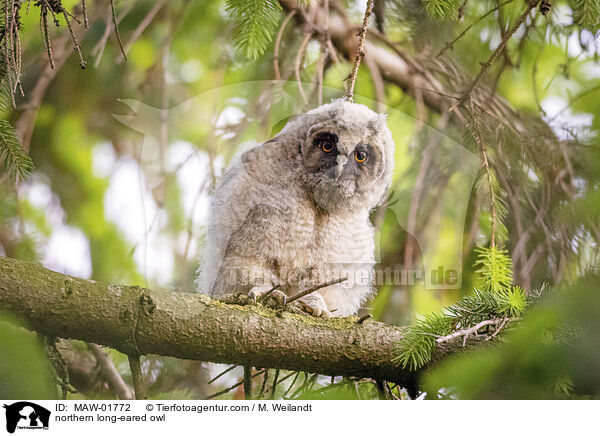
[197,99,395,317]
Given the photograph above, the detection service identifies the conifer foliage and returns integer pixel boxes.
[395,247,527,371]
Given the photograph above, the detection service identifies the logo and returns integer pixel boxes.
[2,402,50,434]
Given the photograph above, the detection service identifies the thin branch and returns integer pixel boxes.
[62,10,86,69]
[270,369,280,399]
[116,0,166,64]
[364,53,385,112]
[485,317,509,341]
[81,0,88,28]
[294,30,312,105]
[274,9,297,80]
[92,1,137,67]
[109,0,127,61]
[208,364,237,384]
[357,313,372,324]
[345,0,374,102]
[88,344,134,400]
[204,369,267,400]
[283,371,301,396]
[128,354,145,400]
[258,369,269,399]
[452,0,540,110]
[438,0,516,57]
[243,365,253,399]
[436,319,507,344]
[286,277,347,305]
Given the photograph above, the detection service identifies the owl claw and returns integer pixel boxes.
[298,293,331,318]
[248,286,286,306]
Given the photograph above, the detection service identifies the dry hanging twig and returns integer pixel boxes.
[344,0,374,102]
[109,0,127,60]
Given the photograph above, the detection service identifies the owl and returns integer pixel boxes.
[197,99,395,317]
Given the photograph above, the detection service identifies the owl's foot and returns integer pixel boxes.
[248,285,286,306]
[297,292,331,318]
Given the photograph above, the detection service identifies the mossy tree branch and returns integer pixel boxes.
[0,255,421,385]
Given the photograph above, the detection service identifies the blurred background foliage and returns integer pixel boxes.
[0,0,598,399]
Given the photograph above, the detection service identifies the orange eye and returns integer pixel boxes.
[355,150,368,163]
[321,141,334,152]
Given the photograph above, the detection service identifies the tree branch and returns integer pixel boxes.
[0,255,417,385]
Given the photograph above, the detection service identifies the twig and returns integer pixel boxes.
[16,32,76,150]
[345,0,374,102]
[548,83,600,123]
[39,5,55,69]
[274,9,297,80]
[289,372,315,398]
[204,369,267,400]
[44,337,72,399]
[62,10,86,69]
[208,364,237,384]
[451,0,540,110]
[286,277,347,305]
[357,313,372,324]
[127,354,145,400]
[88,344,134,400]
[243,365,252,399]
[270,369,280,399]
[294,31,312,105]
[315,38,327,105]
[364,54,385,112]
[283,371,301,396]
[436,319,506,344]
[92,1,137,67]
[485,317,509,341]
[258,369,269,399]
[81,0,88,28]
[457,0,469,19]
[438,0,515,57]
[116,0,166,64]
[109,0,127,61]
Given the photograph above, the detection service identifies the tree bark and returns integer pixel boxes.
[0,256,416,385]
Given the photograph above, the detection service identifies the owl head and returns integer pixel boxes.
[281,100,395,213]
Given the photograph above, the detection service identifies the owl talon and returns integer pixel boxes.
[298,293,331,318]
[248,286,286,306]
[264,289,287,306]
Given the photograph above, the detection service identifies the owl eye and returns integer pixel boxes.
[314,133,337,153]
[355,150,368,163]
[322,141,334,152]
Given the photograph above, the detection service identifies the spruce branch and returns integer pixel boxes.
[0,119,33,182]
[227,0,283,59]
[395,289,526,370]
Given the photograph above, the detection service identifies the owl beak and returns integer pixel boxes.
[333,155,348,181]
